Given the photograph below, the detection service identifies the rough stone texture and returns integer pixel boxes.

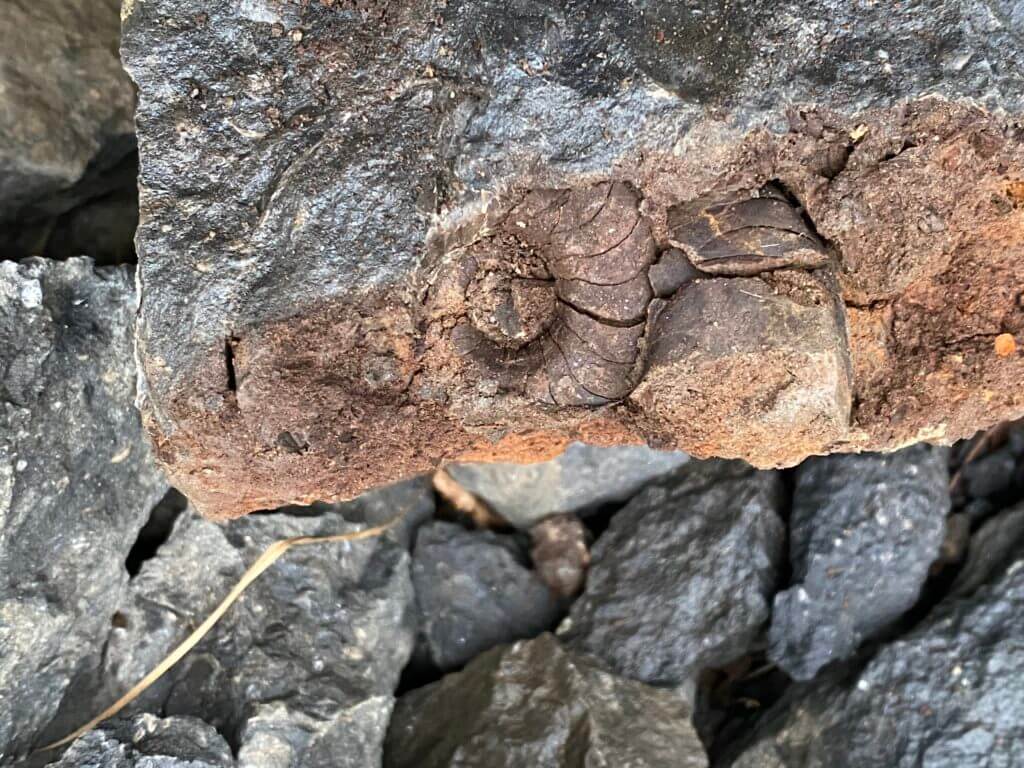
[769,445,950,681]
[385,633,708,768]
[561,460,785,688]
[50,715,232,768]
[729,501,1024,768]
[0,258,167,763]
[444,443,688,528]
[412,521,559,671]
[529,513,589,599]
[45,480,429,768]
[123,1,1024,517]
[0,0,135,224]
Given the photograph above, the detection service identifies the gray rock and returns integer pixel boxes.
[0,0,135,219]
[412,521,559,670]
[445,444,689,528]
[0,258,167,762]
[962,446,1020,500]
[768,445,950,681]
[561,460,785,689]
[385,633,708,768]
[48,479,430,768]
[730,501,1024,768]
[50,715,232,768]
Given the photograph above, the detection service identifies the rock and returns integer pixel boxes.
[0,258,167,762]
[444,444,689,528]
[50,715,232,768]
[768,445,950,681]
[385,633,708,768]
[123,1,1024,517]
[412,521,559,671]
[0,0,135,221]
[729,501,1024,768]
[528,514,589,599]
[561,461,785,689]
[961,446,1020,500]
[46,479,429,768]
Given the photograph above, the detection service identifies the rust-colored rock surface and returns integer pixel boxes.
[124,1,1024,518]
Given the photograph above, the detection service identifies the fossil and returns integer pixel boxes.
[667,183,829,276]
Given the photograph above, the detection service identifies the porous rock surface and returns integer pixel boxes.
[0,0,135,223]
[50,715,232,768]
[45,480,429,768]
[769,444,950,680]
[123,1,1024,517]
[385,633,708,768]
[411,521,559,670]
[561,460,785,688]
[0,258,167,762]
[729,501,1024,768]
[444,443,688,528]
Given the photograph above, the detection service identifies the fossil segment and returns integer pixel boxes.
[667,184,829,276]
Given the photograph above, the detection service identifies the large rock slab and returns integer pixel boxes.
[411,521,559,670]
[561,461,785,689]
[0,258,167,762]
[0,0,135,221]
[385,633,707,768]
[123,1,1024,517]
[769,445,950,680]
[729,501,1024,768]
[45,480,429,768]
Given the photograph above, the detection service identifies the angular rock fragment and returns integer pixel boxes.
[768,445,950,681]
[50,715,232,768]
[123,0,1024,517]
[443,443,689,529]
[730,501,1024,768]
[0,0,135,224]
[0,258,167,762]
[385,634,708,768]
[562,461,785,688]
[47,480,427,768]
[631,275,852,467]
[411,521,559,670]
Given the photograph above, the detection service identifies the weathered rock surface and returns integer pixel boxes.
[769,445,950,680]
[123,1,1024,517]
[444,443,688,528]
[0,258,167,762]
[412,521,559,671]
[45,480,428,768]
[0,0,135,226]
[385,633,707,768]
[729,501,1024,768]
[561,461,785,688]
[529,513,590,599]
[50,715,232,768]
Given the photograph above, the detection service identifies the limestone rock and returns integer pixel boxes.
[729,501,1024,768]
[385,634,708,768]
[768,445,950,680]
[0,258,167,762]
[562,461,785,688]
[122,1,1024,517]
[411,521,559,671]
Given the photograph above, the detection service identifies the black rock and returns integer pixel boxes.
[768,445,950,681]
[49,715,232,768]
[0,1,135,232]
[961,446,1019,500]
[47,479,432,768]
[561,460,785,690]
[0,258,167,762]
[412,521,560,671]
[729,500,1024,768]
[385,633,708,768]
